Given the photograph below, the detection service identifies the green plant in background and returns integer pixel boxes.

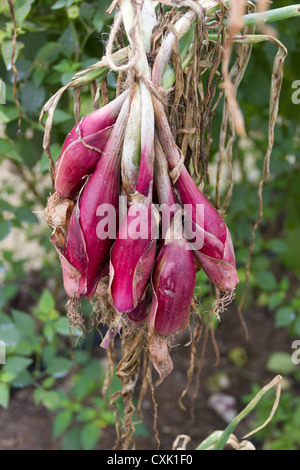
[0,0,300,450]
[0,285,133,450]
[0,289,74,406]
[34,354,116,450]
[241,343,300,450]
[242,378,300,449]
[196,374,282,450]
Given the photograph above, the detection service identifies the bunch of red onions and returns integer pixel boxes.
[44,0,239,384]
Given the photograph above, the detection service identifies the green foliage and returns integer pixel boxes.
[0,288,80,405]
[34,354,115,450]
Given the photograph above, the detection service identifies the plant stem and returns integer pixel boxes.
[212,375,282,450]
[195,431,223,450]
[119,0,155,197]
[242,4,300,27]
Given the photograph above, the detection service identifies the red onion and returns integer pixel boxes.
[54,90,129,198]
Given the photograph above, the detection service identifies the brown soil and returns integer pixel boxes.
[0,299,294,451]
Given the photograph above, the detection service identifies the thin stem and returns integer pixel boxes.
[212,375,282,450]
[12,161,45,206]
[119,0,155,197]
[196,431,223,450]
[242,4,300,27]
[70,20,81,61]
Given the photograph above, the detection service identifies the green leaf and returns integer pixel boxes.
[293,316,300,337]
[42,376,55,389]
[76,407,97,423]
[266,352,297,375]
[3,356,33,375]
[45,357,73,378]
[54,316,81,337]
[80,422,100,450]
[0,220,12,241]
[254,271,278,291]
[40,142,61,172]
[34,389,64,411]
[0,139,22,163]
[80,2,95,21]
[51,0,68,9]
[61,426,81,450]
[268,292,285,311]
[0,107,19,124]
[0,312,13,326]
[0,322,21,348]
[282,228,300,275]
[20,80,46,114]
[0,199,14,213]
[15,0,35,24]
[58,24,76,58]
[53,409,73,439]
[35,42,61,63]
[14,206,38,224]
[1,40,24,70]
[11,369,34,388]
[98,410,116,426]
[0,383,9,408]
[11,309,36,336]
[32,67,46,87]
[92,11,105,32]
[52,109,73,124]
[38,288,55,314]
[267,238,288,255]
[275,306,296,328]
[53,316,71,336]
[13,338,36,356]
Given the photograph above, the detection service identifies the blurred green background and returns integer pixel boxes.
[0,0,299,450]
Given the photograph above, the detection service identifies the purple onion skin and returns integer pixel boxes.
[135,145,154,197]
[55,91,128,198]
[176,166,226,258]
[176,167,239,291]
[63,100,129,299]
[153,99,238,292]
[110,199,157,313]
[177,169,238,291]
[193,227,239,292]
[148,237,196,337]
[55,127,113,198]
[127,290,149,324]
[64,152,120,298]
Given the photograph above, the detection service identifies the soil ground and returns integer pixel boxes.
[0,298,295,451]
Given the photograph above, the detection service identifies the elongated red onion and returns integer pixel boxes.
[148,211,196,384]
[148,212,196,337]
[53,98,129,299]
[55,90,129,198]
[153,98,239,292]
[109,193,158,312]
[109,82,157,313]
